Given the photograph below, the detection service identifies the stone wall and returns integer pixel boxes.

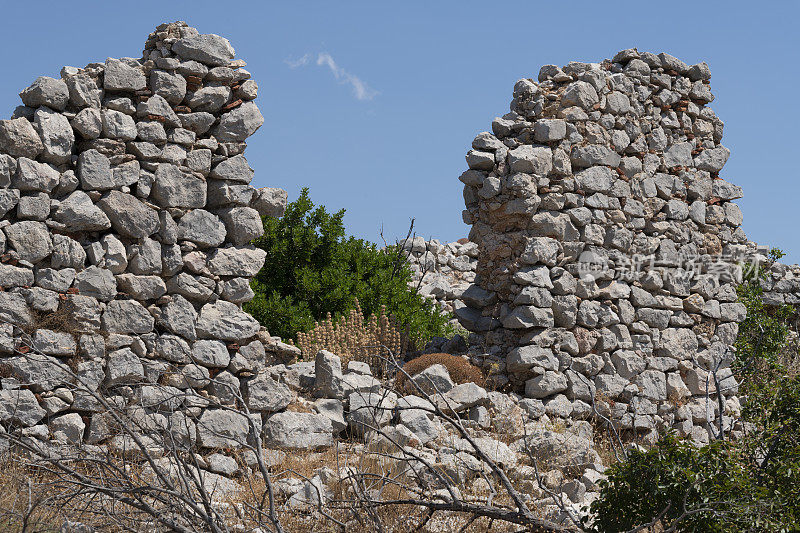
[0,22,295,449]
[454,50,748,441]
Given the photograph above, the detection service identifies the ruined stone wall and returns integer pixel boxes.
[455,50,746,441]
[0,22,295,448]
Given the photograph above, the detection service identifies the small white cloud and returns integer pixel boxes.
[285,54,311,69]
[286,51,377,101]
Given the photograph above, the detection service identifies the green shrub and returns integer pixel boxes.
[244,188,453,347]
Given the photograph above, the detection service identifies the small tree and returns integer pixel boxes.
[245,188,452,347]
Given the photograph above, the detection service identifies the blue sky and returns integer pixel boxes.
[2,1,798,260]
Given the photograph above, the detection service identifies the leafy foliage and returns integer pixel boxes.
[589,249,800,532]
[588,435,744,532]
[244,188,453,347]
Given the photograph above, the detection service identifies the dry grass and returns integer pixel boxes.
[292,300,408,375]
[395,352,485,394]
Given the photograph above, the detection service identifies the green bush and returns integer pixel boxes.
[244,188,453,346]
[588,249,800,532]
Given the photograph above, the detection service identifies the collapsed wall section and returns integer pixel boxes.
[456,49,746,441]
[0,22,296,449]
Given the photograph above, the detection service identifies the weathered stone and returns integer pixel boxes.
[102,300,155,335]
[244,373,293,412]
[172,34,235,67]
[54,191,111,231]
[5,220,52,263]
[104,58,146,92]
[151,163,206,208]
[0,389,47,427]
[177,209,226,247]
[0,118,43,158]
[13,157,60,192]
[214,102,264,142]
[197,409,257,449]
[196,300,260,341]
[34,107,74,164]
[263,411,333,450]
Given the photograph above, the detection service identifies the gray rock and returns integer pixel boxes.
[0,263,34,287]
[313,398,347,432]
[104,58,146,92]
[251,187,287,218]
[187,86,231,113]
[0,389,47,426]
[166,272,215,301]
[244,373,293,412]
[502,306,554,329]
[177,209,226,247]
[75,266,117,301]
[33,329,77,356]
[571,145,621,168]
[438,383,488,413]
[19,76,69,110]
[348,391,397,435]
[0,188,20,218]
[197,409,257,449]
[180,112,216,135]
[214,102,264,142]
[263,411,333,450]
[136,95,180,128]
[192,340,230,368]
[96,190,160,238]
[196,300,260,341]
[150,70,187,105]
[217,206,264,245]
[78,149,114,190]
[50,412,85,444]
[575,166,613,193]
[0,118,43,158]
[35,267,76,292]
[172,34,235,67]
[695,147,730,172]
[5,221,52,263]
[314,350,345,399]
[65,73,103,108]
[508,145,552,175]
[562,81,599,108]
[71,108,102,139]
[207,246,267,277]
[102,109,137,140]
[156,295,197,340]
[210,154,254,183]
[102,300,155,335]
[7,354,73,392]
[34,107,74,164]
[54,191,111,231]
[525,371,568,398]
[115,274,167,300]
[534,119,567,142]
[411,363,455,395]
[507,345,558,373]
[151,163,206,208]
[13,157,60,192]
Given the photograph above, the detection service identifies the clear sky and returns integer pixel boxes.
[2,1,798,260]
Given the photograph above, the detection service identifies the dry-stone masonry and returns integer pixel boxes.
[0,22,295,451]
[454,49,747,443]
